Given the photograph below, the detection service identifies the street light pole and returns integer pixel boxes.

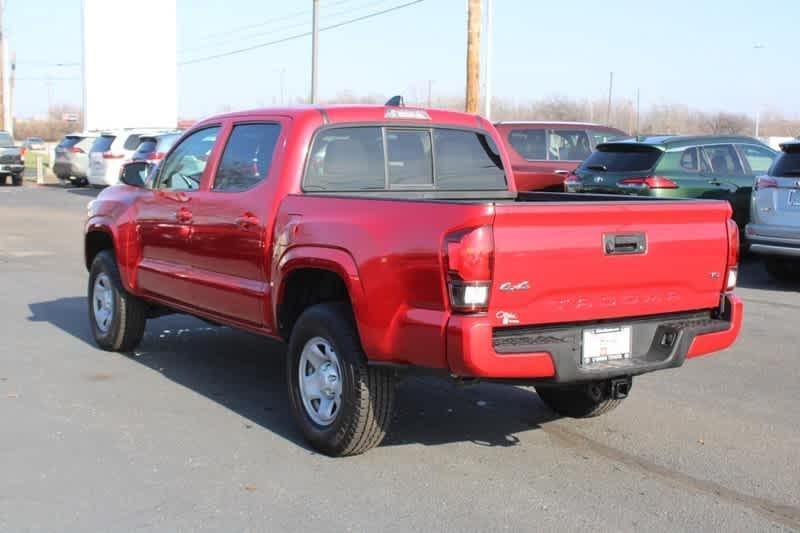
[753,43,766,138]
[484,0,493,120]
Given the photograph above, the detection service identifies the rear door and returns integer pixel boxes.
[490,200,731,326]
[89,135,115,179]
[187,121,284,326]
[699,144,749,227]
[752,148,800,228]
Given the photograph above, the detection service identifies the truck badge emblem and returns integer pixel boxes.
[496,311,520,325]
[499,281,529,292]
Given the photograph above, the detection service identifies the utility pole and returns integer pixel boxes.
[8,50,13,137]
[465,0,481,114]
[310,0,319,104]
[0,0,5,131]
[606,71,613,125]
[483,0,493,119]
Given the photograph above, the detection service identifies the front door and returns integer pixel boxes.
[136,126,221,305]
[699,144,749,228]
[186,122,283,327]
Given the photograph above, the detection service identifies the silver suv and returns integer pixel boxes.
[746,141,800,280]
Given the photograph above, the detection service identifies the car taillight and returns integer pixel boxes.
[146,151,165,160]
[618,176,679,189]
[725,219,739,291]
[19,147,26,157]
[754,175,777,189]
[443,225,494,313]
[563,174,581,190]
[103,151,124,159]
[69,146,85,154]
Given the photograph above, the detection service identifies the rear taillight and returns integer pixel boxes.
[754,175,777,189]
[444,225,494,313]
[146,151,165,161]
[563,174,581,190]
[102,151,124,159]
[618,176,679,189]
[19,147,26,157]
[725,219,739,291]
[69,146,85,154]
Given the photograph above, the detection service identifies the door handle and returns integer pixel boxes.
[554,169,570,175]
[236,213,261,228]
[176,207,193,223]
[603,233,647,255]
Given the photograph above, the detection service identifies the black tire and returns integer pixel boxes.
[11,173,22,186]
[536,380,628,418]
[87,250,147,352]
[286,302,395,457]
[764,257,797,282]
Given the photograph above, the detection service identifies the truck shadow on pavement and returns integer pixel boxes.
[736,255,800,291]
[27,296,558,453]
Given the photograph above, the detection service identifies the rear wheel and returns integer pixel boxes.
[764,257,797,282]
[287,302,395,457]
[536,379,630,418]
[11,173,22,186]
[88,250,147,352]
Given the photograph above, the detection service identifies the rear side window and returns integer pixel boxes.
[656,147,699,173]
[213,123,281,192]
[549,129,591,161]
[304,126,505,192]
[739,144,775,174]
[769,152,800,177]
[434,129,505,189]
[581,146,662,172]
[123,134,142,151]
[91,136,115,153]
[507,129,546,160]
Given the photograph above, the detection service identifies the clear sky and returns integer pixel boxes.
[7,0,800,120]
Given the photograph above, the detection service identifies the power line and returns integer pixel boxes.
[179,0,399,56]
[179,0,425,66]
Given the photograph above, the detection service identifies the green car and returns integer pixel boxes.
[567,135,778,230]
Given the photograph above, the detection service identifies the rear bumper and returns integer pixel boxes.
[746,224,800,257]
[0,163,24,174]
[445,294,742,383]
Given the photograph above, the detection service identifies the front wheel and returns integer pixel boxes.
[536,379,630,418]
[286,302,395,457]
[88,250,147,352]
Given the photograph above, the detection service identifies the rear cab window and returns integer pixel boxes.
[580,144,662,172]
[303,125,506,192]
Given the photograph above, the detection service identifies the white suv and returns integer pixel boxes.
[87,129,166,186]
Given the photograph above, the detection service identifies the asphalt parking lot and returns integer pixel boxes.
[1,183,799,532]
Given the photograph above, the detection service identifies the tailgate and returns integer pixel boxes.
[490,200,730,326]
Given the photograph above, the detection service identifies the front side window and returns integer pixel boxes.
[548,129,592,161]
[304,126,506,192]
[156,126,220,191]
[739,144,776,174]
[700,145,744,175]
[213,123,281,192]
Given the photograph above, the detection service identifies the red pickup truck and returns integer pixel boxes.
[84,104,742,456]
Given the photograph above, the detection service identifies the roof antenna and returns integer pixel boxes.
[385,95,405,107]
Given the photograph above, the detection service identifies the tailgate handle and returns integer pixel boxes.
[604,233,646,255]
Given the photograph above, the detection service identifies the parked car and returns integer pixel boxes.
[746,141,800,280]
[87,129,165,187]
[494,121,628,191]
[567,135,778,231]
[85,104,742,456]
[22,136,46,151]
[0,130,24,186]
[131,132,182,162]
[53,132,98,187]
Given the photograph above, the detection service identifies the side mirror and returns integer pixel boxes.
[119,161,153,188]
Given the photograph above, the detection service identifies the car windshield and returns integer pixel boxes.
[580,145,662,172]
[58,136,83,149]
[91,135,116,152]
[770,152,800,177]
[0,132,14,147]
